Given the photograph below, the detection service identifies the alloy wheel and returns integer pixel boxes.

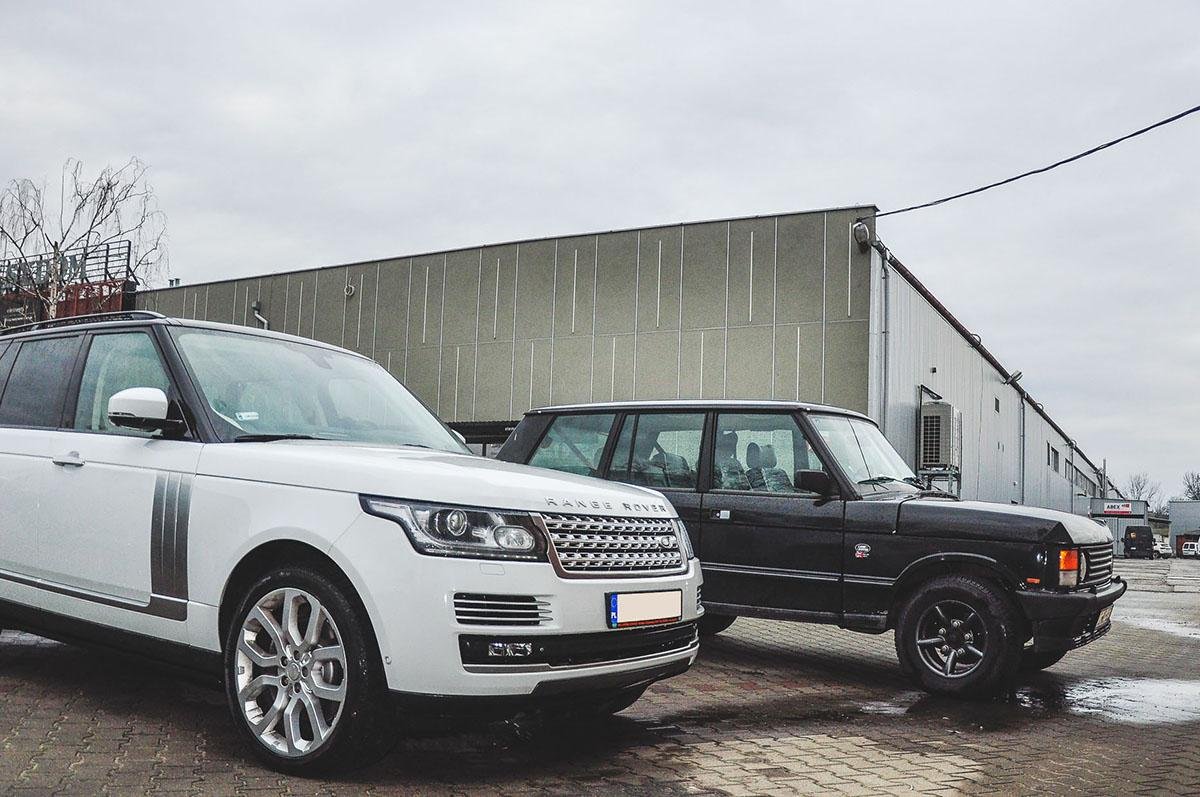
[235,588,348,757]
[914,599,988,679]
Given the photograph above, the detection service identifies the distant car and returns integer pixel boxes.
[1153,540,1173,559]
[1122,526,1154,559]
[1183,542,1199,558]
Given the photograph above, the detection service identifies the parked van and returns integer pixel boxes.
[0,313,701,774]
[1184,542,1200,558]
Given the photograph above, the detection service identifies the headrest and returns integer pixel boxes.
[745,442,761,468]
[717,430,739,453]
[762,444,777,468]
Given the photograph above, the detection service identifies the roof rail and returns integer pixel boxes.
[0,310,167,337]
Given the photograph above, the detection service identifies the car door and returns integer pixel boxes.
[38,328,201,621]
[699,411,845,617]
[603,411,707,550]
[0,335,83,580]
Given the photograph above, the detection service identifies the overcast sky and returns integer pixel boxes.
[3,2,1197,497]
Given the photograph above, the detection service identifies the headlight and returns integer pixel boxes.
[1058,547,1082,588]
[361,497,547,561]
[675,519,696,559]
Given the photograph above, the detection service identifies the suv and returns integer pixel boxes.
[1122,526,1155,559]
[499,400,1127,695]
[0,313,701,774]
[1153,539,1173,559]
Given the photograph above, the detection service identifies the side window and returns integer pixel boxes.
[0,335,83,428]
[608,413,704,489]
[712,412,828,495]
[73,332,172,436]
[527,413,615,477]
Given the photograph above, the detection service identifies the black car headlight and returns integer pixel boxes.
[675,519,696,560]
[361,496,547,561]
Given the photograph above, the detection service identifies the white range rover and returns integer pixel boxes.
[0,312,701,774]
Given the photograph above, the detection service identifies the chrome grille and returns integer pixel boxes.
[1081,543,1114,588]
[539,513,686,576]
[453,593,551,626]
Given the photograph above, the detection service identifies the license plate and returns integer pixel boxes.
[1096,605,1114,629]
[606,590,682,629]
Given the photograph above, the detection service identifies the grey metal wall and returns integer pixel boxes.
[869,253,1105,513]
[137,207,876,422]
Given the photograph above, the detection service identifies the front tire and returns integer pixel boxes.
[223,565,393,775]
[895,575,1022,697]
[697,613,736,637]
[1019,649,1067,672]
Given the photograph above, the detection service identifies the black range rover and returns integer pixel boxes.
[497,400,1127,695]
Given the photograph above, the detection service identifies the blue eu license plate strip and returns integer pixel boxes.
[606,590,683,629]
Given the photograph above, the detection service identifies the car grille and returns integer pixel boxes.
[1081,543,1114,588]
[453,593,552,626]
[538,513,686,576]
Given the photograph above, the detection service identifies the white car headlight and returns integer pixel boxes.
[361,496,547,561]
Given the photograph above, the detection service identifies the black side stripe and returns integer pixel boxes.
[0,470,190,621]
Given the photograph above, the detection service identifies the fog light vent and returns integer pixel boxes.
[453,593,551,626]
[488,641,533,658]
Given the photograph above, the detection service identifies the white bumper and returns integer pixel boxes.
[332,513,703,697]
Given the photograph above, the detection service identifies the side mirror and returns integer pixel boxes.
[796,469,836,496]
[107,387,184,433]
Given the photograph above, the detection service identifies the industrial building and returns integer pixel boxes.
[135,205,1120,515]
[1168,500,1200,555]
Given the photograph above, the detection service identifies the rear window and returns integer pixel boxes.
[0,336,82,428]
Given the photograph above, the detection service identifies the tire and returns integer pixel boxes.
[894,575,1023,697]
[697,613,736,637]
[223,565,394,775]
[1019,649,1067,672]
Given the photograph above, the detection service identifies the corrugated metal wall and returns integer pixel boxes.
[137,207,876,423]
[871,256,1099,512]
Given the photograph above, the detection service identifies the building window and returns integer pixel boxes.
[994,397,1000,413]
[1050,447,1060,473]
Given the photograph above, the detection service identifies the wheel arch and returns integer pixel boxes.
[217,539,379,655]
[887,553,1022,630]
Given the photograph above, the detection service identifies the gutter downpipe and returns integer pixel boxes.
[1019,398,1026,505]
[880,247,890,436]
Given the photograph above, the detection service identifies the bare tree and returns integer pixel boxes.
[1124,472,1162,510]
[1184,472,1200,501]
[0,158,167,319]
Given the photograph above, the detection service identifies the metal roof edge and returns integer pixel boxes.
[137,205,880,295]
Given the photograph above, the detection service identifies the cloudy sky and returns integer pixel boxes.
[2,2,1197,497]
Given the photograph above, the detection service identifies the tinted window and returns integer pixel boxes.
[0,336,82,428]
[74,332,172,436]
[608,413,704,489]
[527,413,615,476]
[713,412,828,495]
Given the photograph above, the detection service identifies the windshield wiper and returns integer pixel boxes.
[232,433,328,442]
[858,475,911,487]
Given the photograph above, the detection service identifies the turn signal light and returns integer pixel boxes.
[1058,548,1081,588]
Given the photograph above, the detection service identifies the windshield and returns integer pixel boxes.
[807,414,919,494]
[171,328,469,452]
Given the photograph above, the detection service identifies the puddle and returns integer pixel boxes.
[1118,616,1200,640]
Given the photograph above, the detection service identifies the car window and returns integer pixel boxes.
[808,414,917,493]
[712,412,828,495]
[0,335,82,428]
[527,413,615,476]
[608,413,704,489]
[73,332,173,437]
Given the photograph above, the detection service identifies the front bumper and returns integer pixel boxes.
[1015,576,1127,652]
[333,513,703,696]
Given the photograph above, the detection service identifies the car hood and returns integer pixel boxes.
[197,441,675,517]
[897,497,1113,545]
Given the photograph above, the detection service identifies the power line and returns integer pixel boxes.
[875,102,1200,219]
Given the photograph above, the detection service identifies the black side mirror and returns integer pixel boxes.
[796,469,835,496]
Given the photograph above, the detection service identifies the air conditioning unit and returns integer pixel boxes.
[920,400,962,470]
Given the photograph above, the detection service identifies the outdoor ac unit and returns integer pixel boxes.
[920,400,962,470]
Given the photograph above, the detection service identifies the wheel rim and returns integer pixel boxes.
[235,588,348,757]
[914,599,988,679]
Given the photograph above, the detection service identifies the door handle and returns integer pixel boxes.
[708,509,731,520]
[52,452,85,468]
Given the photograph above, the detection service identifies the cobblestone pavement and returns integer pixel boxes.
[2,588,1199,796]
